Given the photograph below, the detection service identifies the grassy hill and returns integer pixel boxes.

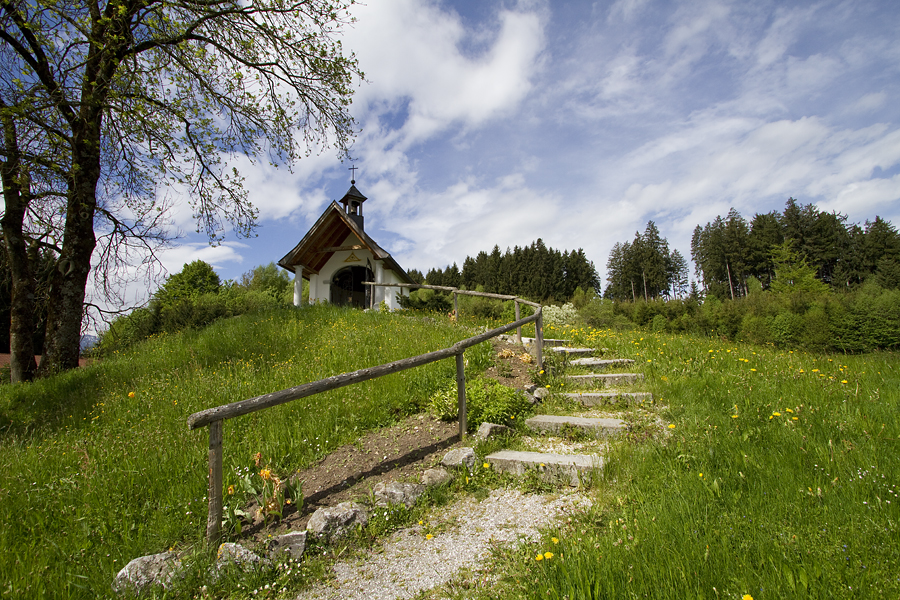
[0,305,485,599]
[1,305,898,599]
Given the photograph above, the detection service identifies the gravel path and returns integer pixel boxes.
[296,488,592,600]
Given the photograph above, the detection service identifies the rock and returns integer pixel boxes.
[112,552,182,595]
[373,481,425,508]
[524,391,540,405]
[533,387,550,400]
[421,467,451,487]
[267,531,307,561]
[441,447,476,470]
[306,502,368,540]
[215,543,270,572]
[476,422,511,439]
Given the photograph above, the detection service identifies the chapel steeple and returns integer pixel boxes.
[339,167,367,229]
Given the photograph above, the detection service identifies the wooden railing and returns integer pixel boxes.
[188,287,543,543]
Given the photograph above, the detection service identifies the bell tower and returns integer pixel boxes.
[339,167,367,229]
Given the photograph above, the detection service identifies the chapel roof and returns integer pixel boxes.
[277,200,412,282]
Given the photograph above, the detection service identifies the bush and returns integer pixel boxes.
[428,375,532,429]
[577,298,632,330]
[543,303,579,328]
[397,288,453,313]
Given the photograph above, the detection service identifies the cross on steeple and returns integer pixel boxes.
[349,165,358,184]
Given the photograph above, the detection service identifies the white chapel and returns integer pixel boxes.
[277,181,414,309]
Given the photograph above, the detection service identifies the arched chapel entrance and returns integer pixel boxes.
[330,265,373,308]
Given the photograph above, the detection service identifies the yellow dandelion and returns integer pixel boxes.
[535,554,543,561]
[259,468,272,480]
[483,462,490,469]
[743,595,754,600]
[773,412,781,417]
[668,424,676,429]
[418,520,424,526]
[551,537,559,544]
[699,473,703,478]
[544,552,554,559]
[732,415,739,419]
[792,417,798,421]
[841,380,848,384]
[128,391,135,398]
[425,533,433,540]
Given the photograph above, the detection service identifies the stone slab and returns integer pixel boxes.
[569,358,635,368]
[525,414,626,437]
[486,450,602,487]
[564,392,654,406]
[514,337,572,349]
[550,347,596,357]
[566,373,643,387]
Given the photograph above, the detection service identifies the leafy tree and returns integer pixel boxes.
[238,262,291,300]
[154,260,221,305]
[1,0,360,380]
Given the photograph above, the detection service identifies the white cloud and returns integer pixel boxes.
[346,1,546,147]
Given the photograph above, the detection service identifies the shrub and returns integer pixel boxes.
[428,375,532,429]
[543,303,579,328]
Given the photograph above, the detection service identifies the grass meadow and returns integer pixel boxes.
[0,305,485,599]
[2,306,897,599]
[486,324,900,600]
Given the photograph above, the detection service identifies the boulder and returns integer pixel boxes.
[306,502,368,540]
[441,447,476,470]
[215,543,270,572]
[533,387,550,400]
[373,481,425,508]
[476,422,511,439]
[421,467,451,487]
[266,531,308,561]
[112,552,182,595]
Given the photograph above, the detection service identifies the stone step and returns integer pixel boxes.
[525,415,626,437]
[522,337,572,348]
[563,391,654,406]
[566,373,643,387]
[569,358,635,369]
[550,347,596,357]
[497,336,573,349]
[486,450,602,487]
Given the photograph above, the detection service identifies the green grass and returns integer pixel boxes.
[465,326,900,600]
[0,305,485,599]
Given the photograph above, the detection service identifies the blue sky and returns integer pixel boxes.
[136,0,900,301]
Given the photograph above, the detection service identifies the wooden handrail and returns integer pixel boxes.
[189,303,543,544]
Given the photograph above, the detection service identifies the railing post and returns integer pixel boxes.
[535,308,544,370]
[515,300,521,344]
[206,420,223,545]
[456,352,466,440]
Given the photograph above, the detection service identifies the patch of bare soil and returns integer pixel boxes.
[246,413,463,543]
[481,339,536,391]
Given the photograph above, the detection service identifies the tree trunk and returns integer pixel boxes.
[0,112,38,382]
[37,136,99,376]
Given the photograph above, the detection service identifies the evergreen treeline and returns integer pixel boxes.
[691,198,900,298]
[421,239,600,303]
[604,221,690,301]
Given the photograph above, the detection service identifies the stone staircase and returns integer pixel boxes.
[486,337,652,487]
